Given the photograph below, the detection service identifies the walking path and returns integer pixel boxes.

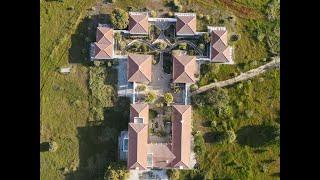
[191,56,280,95]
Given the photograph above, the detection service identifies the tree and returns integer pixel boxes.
[163,92,173,105]
[205,88,229,111]
[145,91,157,103]
[104,162,128,180]
[110,9,129,29]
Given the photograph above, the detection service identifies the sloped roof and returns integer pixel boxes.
[94,42,113,59]
[127,54,152,83]
[128,123,148,170]
[147,143,176,168]
[175,13,196,35]
[171,105,192,169]
[130,103,149,123]
[96,26,113,44]
[211,29,232,63]
[128,12,149,34]
[172,54,196,83]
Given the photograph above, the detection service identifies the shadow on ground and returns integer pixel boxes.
[203,131,226,143]
[65,97,130,180]
[69,14,111,64]
[40,142,49,152]
[236,124,279,148]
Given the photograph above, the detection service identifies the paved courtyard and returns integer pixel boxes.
[148,53,171,96]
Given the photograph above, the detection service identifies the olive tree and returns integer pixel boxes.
[163,92,174,105]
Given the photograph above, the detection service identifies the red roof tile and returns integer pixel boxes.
[173,54,196,83]
[130,103,149,123]
[94,42,113,59]
[128,123,148,170]
[211,29,232,63]
[127,54,152,83]
[176,13,197,35]
[128,12,149,35]
[96,27,113,44]
[171,105,192,169]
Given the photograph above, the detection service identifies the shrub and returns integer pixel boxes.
[173,86,181,93]
[194,132,205,156]
[110,9,129,29]
[167,169,180,180]
[226,130,236,143]
[145,91,157,103]
[164,92,174,105]
[136,84,146,92]
[178,42,187,50]
[211,120,217,128]
[155,42,166,50]
[198,43,205,51]
[150,10,157,17]
[176,4,183,12]
[205,15,210,21]
[200,33,210,44]
[230,34,240,42]
[168,11,174,17]
[198,14,204,19]
[104,161,129,180]
[266,0,280,21]
[140,44,149,52]
[190,84,198,92]
[49,141,58,152]
[119,41,127,50]
[188,49,195,56]
[114,32,121,42]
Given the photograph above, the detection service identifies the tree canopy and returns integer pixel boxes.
[110,9,129,29]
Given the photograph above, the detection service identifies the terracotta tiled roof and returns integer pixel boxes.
[94,42,113,59]
[211,29,232,63]
[128,12,149,35]
[130,103,149,123]
[175,13,196,36]
[96,26,113,44]
[173,54,196,83]
[127,54,152,83]
[171,105,192,169]
[147,143,176,168]
[128,122,148,170]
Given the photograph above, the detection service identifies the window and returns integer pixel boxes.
[123,138,128,152]
[134,117,144,123]
[147,153,153,167]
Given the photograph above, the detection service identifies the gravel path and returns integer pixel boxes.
[191,56,280,95]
